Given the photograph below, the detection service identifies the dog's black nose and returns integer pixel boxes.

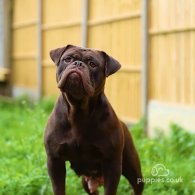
[74,60,83,67]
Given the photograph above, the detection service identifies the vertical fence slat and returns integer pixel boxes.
[81,0,88,47]
[37,0,42,99]
[142,0,148,133]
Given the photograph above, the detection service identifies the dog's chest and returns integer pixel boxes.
[59,138,102,159]
[59,139,103,176]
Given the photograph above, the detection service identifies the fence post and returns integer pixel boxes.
[0,0,12,95]
[142,0,149,135]
[81,0,88,48]
[37,0,42,99]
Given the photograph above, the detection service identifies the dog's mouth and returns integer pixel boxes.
[58,69,94,97]
[58,70,84,94]
[58,71,82,88]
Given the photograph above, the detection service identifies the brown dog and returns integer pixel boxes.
[44,45,144,195]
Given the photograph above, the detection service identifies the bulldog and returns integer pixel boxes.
[44,45,144,195]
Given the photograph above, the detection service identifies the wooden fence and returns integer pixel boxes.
[10,0,195,126]
[88,0,142,121]
[12,0,38,97]
[11,0,142,123]
[149,0,195,105]
[148,0,195,134]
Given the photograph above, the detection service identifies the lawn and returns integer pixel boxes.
[0,97,194,195]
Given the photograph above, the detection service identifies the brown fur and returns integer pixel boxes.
[44,45,144,195]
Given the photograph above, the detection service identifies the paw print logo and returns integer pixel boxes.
[151,164,170,177]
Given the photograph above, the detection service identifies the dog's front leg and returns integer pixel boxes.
[47,156,66,195]
[103,159,122,195]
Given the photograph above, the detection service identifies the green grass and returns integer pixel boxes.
[0,97,194,195]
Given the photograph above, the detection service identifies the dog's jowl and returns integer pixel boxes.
[44,45,144,195]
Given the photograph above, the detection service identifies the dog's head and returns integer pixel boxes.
[50,45,121,100]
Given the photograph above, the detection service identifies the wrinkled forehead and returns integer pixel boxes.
[62,47,104,63]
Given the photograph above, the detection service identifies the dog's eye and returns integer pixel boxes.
[64,56,72,63]
[89,61,96,68]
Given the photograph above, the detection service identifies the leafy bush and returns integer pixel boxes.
[131,122,195,195]
[0,97,194,194]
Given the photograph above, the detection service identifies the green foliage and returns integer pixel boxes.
[130,121,195,195]
[0,97,194,194]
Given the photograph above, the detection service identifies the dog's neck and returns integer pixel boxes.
[61,92,102,123]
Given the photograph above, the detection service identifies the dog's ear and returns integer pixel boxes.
[50,45,74,65]
[102,52,121,77]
